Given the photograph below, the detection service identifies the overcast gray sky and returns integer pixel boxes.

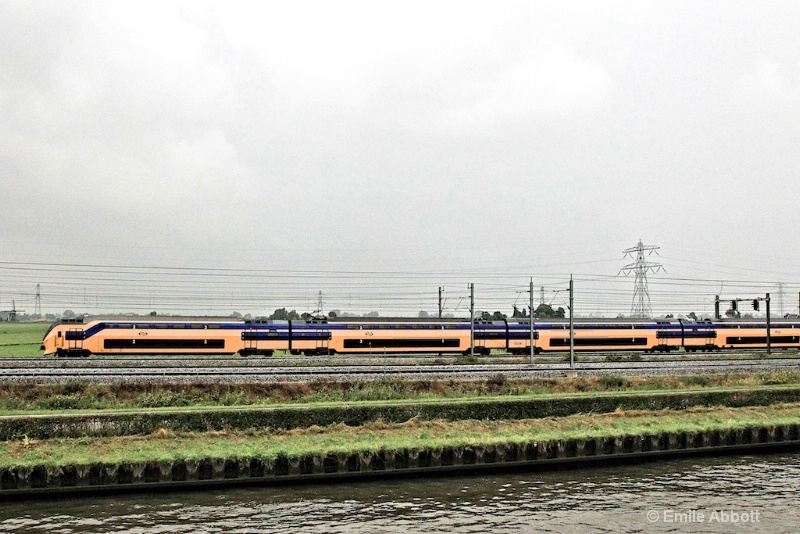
[1,0,799,317]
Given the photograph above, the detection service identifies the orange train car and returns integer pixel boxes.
[41,316,800,357]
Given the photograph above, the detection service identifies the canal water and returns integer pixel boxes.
[2,452,799,533]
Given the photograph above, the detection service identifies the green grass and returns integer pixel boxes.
[0,322,49,357]
[1,382,794,418]
[3,403,800,469]
[3,372,800,414]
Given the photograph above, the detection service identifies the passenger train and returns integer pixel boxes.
[40,316,800,357]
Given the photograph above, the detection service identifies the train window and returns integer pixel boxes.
[155,323,168,329]
[118,324,133,329]
[57,331,61,338]
[135,324,150,329]
[172,324,185,329]
[207,324,221,329]
[347,324,359,329]
[191,324,204,329]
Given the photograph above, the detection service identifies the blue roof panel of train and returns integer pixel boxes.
[299,322,472,330]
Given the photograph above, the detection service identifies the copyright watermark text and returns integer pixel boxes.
[646,509,760,524]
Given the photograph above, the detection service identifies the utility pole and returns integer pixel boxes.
[766,293,771,354]
[529,278,535,364]
[469,283,474,357]
[740,294,773,354]
[438,287,443,319]
[620,240,663,318]
[714,295,720,319]
[569,275,574,369]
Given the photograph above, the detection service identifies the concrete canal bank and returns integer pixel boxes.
[2,422,799,498]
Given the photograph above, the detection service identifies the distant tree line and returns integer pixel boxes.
[3,305,785,324]
[511,304,566,319]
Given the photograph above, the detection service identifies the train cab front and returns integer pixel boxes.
[41,317,89,357]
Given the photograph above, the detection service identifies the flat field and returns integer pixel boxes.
[0,322,49,357]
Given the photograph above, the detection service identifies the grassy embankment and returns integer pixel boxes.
[2,403,800,469]
[2,371,800,413]
[2,377,800,473]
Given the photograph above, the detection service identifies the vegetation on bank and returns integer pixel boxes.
[2,372,800,413]
[2,403,800,469]
[4,384,800,441]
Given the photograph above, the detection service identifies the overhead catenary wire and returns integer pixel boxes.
[1,260,797,318]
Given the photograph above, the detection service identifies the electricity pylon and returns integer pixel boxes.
[34,284,42,317]
[620,240,663,318]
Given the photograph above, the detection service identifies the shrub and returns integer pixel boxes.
[759,371,799,385]
[39,395,85,411]
[686,375,710,387]
[140,392,192,408]
[486,374,509,393]
[598,375,628,390]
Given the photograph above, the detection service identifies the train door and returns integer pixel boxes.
[702,328,718,351]
[316,327,330,354]
[656,329,671,351]
[66,328,84,354]
[474,323,493,355]
[243,327,258,354]
[474,323,485,353]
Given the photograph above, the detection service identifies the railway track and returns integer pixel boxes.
[1,358,799,384]
[2,349,797,368]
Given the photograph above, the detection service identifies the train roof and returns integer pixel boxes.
[48,315,796,327]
